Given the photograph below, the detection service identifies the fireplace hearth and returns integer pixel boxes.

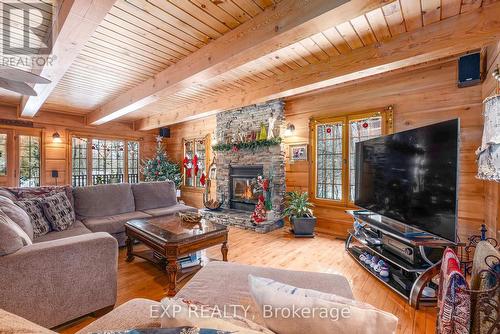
[229,165,263,211]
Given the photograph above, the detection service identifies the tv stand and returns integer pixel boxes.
[345,210,456,309]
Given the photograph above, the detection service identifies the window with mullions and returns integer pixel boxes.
[183,136,209,188]
[348,116,383,202]
[315,122,343,201]
[92,139,125,185]
[72,137,87,187]
[311,110,392,206]
[19,135,40,187]
[127,141,139,183]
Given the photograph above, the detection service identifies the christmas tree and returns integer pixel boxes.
[142,136,182,188]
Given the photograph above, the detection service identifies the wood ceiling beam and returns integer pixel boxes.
[87,0,386,125]
[20,0,117,117]
[136,3,500,130]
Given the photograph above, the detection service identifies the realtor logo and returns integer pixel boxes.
[2,2,53,55]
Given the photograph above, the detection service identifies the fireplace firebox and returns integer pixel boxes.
[229,165,263,211]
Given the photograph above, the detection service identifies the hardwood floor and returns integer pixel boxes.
[57,227,437,334]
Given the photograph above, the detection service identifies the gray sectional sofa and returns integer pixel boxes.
[73,181,196,246]
[0,181,196,328]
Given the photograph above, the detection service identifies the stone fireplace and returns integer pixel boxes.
[199,99,286,233]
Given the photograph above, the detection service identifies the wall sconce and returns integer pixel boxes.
[284,123,295,137]
[52,132,62,143]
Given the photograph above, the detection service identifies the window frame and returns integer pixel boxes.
[309,108,393,208]
[182,134,211,190]
[68,132,141,187]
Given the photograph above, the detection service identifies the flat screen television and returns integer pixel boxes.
[354,119,459,242]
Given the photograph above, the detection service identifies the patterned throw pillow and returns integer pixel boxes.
[15,198,51,238]
[41,192,75,232]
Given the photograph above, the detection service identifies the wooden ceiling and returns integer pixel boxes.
[44,0,280,113]
[1,0,499,129]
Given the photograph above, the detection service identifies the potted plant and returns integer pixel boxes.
[283,191,316,237]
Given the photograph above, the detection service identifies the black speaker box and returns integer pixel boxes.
[51,170,59,178]
[159,127,170,138]
[458,53,481,88]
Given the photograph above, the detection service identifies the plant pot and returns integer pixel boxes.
[291,216,316,237]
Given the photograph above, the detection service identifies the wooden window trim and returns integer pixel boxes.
[309,107,393,209]
[182,134,211,190]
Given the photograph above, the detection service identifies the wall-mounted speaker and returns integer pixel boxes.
[458,53,481,88]
[159,127,170,138]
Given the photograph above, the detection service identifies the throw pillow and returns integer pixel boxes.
[0,195,34,240]
[0,221,24,256]
[437,248,470,334]
[248,275,398,334]
[0,209,32,256]
[41,192,75,231]
[160,298,274,334]
[15,198,51,238]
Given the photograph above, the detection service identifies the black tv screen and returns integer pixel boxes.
[354,119,459,242]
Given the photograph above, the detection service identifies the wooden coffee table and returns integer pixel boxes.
[125,214,228,297]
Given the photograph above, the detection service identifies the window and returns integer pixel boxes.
[348,116,383,202]
[316,121,344,200]
[92,139,124,184]
[72,137,87,187]
[19,135,41,187]
[311,109,392,206]
[183,136,209,188]
[128,141,140,183]
[70,135,140,187]
[0,133,7,176]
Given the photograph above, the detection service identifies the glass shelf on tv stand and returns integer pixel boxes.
[346,229,428,273]
[346,210,456,247]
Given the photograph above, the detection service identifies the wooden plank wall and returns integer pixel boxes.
[284,60,485,239]
[0,105,157,187]
[165,59,491,241]
[482,41,500,240]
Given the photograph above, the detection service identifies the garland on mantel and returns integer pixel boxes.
[213,137,282,152]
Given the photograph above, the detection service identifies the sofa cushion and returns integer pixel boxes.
[142,203,197,217]
[41,192,75,232]
[82,211,151,234]
[0,188,17,201]
[0,309,55,334]
[34,221,91,243]
[73,183,135,218]
[0,195,33,240]
[15,198,51,238]
[176,261,354,327]
[132,181,177,211]
[75,298,161,334]
[160,298,273,333]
